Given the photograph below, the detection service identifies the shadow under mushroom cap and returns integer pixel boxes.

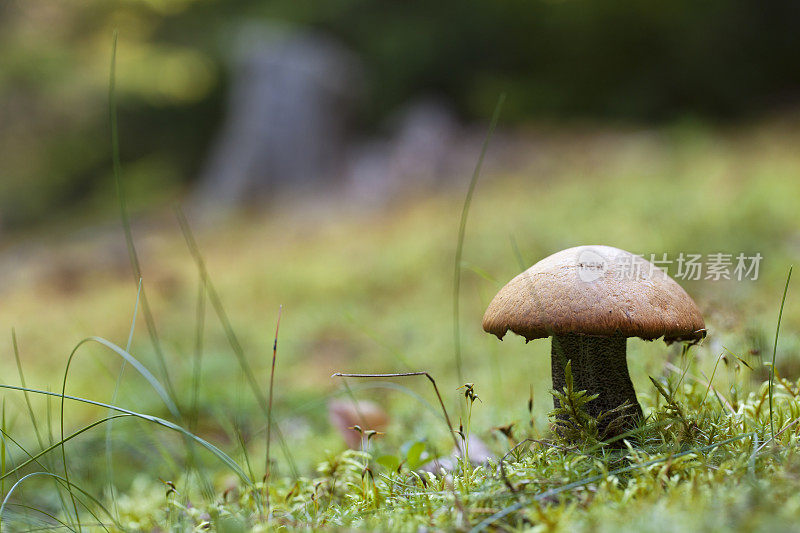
[482,245,706,343]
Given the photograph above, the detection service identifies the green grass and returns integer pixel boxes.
[1,90,800,527]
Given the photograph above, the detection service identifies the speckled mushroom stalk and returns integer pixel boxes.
[551,333,643,427]
[483,245,706,439]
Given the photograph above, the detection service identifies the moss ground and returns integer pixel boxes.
[1,117,800,530]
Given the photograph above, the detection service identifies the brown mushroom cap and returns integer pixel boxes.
[483,245,706,343]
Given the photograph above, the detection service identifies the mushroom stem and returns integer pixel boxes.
[551,333,643,435]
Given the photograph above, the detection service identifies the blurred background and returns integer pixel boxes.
[3,0,800,228]
[2,0,800,516]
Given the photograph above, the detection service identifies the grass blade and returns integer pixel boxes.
[58,334,182,525]
[63,336,179,417]
[470,431,757,533]
[265,305,282,512]
[190,277,206,433]
[769,265,793,440]
[453,93,505,385]
[175,207,298,477]
[1,471,119,531]
[3,415,131,482]
[1,384,252,486]
[105,277,142,520]
[12,331,76,525]
[11,330,45,451]
[109,30,177,406]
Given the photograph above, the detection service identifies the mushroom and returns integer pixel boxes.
[483,245,705,436]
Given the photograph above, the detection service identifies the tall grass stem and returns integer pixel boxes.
[109,30,177,406]
[265,305,283,513]
[452,94,505,386]
[175,207,298,477]
[769,265,793,441]
[105,278,142,520]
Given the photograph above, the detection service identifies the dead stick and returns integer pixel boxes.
[332,372,462,453]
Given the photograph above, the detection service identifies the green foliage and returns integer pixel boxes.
[7,371,797,531]
[649,376,706,447]
[549,361,637,446]
[550,361,602,445]
[375,440,428,473]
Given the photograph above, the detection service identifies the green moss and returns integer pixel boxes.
[2,120,800,529]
